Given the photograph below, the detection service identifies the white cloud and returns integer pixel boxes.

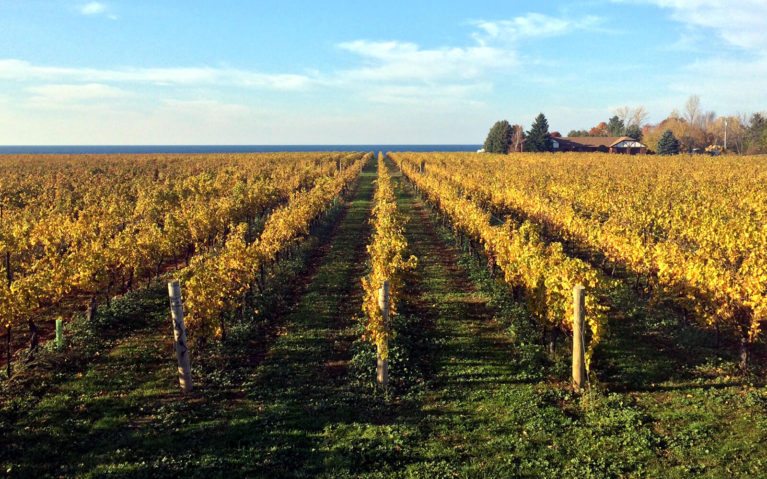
[336,13,601,85]
[472,13,603,44]
[1,11,597,111]
[337,40,515,82]
[618,1,767,115]
[24,83,133,111]
[621,0,767,49]
[362,83,492,106]
[0,59,313,90]
[668,55,767,111]
[28,83,130,101]
[80,2,106,15]
[332,12,603,106]
[0,100,258,145]
[78,1,117,19]
[0,11,618,143]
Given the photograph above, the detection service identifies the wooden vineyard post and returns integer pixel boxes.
[4,253,10,378]
[86,297,97,322]
[377,280,390,389]
[168,281,193,394]
[572,284,587,392]
[5,325,10,379]
[55,318,63,349]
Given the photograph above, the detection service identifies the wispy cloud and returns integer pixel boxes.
[361,83,492,106]
[337,13,601,84]
[333,12,599,105]
[29,83,129,100]
[78,2,117,19]
[618,0,767,50]
[0,10,624,141]
[669,55,767,110]
[79,2,106,15]
[27,83,132,108]
[616,1,767,113]
[472,13,604,45]
[0,60,313,90]
[2,11,601,109]
[336,40,514,82]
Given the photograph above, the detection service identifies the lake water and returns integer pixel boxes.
[0,145,482,155]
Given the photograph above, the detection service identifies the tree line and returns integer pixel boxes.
[483,114,553,154]
[484,96,767,155]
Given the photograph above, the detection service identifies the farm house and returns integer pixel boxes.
[552,136,648,154]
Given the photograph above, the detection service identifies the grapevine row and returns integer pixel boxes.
[0,152,361,370]
[403,152,767,367]
[360,153,416,360]
[392,153,609,367]
[179,153,370,341]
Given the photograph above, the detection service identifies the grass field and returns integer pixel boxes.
[1,157,766,478]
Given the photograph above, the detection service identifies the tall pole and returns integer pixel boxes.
[5,252,11,378]
[168,281,193,393]
[724,118,728,150]
[55,318,64,349]
[377,280,390,389]
[572,284,587,392]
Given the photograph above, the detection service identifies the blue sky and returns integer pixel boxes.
[1,0,765,144]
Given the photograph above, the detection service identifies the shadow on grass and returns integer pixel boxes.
[591,284,762,393]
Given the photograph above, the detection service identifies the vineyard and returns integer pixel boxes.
[1,151,767,477]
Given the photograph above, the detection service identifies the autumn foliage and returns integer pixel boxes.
[360,154,416,360]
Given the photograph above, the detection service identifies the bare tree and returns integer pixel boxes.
[728,113,749,154]
[684,95,701,127]
[511,124,525,153]
[630,106,648,128]
[615,106,631,127]
[614,105,649,128]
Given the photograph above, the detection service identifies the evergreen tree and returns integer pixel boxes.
[607,115,625,136]
[625,124,643,141]
[657,129,680,155]
[483,120,513,153]
[746,113,767,153]
[567,129,589,137]
[525,113,553,152]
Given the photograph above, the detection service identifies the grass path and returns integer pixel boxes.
[384,162,572,476]
[387,160,767,478]
[226,160,380,476]
[384,161,668,477]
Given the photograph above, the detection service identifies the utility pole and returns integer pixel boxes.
[724,118,728,150]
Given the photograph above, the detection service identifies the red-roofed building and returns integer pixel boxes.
[551,136,647,154]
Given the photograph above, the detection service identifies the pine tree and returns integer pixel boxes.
[656,129,680,155]
[525,113,553,152]
[607,115,625,136]
[746,113,767,153]
[625,124,643,142]
[483,120,513,153]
